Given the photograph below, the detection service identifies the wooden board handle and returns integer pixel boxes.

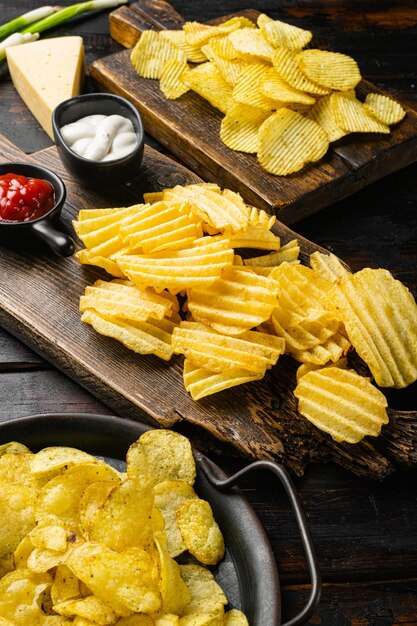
[110,0,184,47]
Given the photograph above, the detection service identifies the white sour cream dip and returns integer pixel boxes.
[60,114,138,162]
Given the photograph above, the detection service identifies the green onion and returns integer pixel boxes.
[21,0,128,36]
[0,32,40,63]
[0,7,58,42]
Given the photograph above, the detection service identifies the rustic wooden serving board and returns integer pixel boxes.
[88,0,417,225]
[0,133,416,480]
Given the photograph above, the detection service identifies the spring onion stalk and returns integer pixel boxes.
[0,7,58,41]
[0,32,40,63]
[21,0,128,36]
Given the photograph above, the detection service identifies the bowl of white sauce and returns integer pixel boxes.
[52,93,144,188]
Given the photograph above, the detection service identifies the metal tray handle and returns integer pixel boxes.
[199,458,321,626]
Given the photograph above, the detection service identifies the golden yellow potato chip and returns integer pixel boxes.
[244,240,300,267]
[187,266,279,335]
[180,564,227,616]
[183,359,265,400]
[220,225,281,250]
[296,357,348,381]
[273,48,330,95]
[131,31,186,80]
[176,499,225,565]
[182,62,234,114]
[29,525,69,554]
[224,609,249,626]
[363,92,406,125]
[127,430,196,487]
[271,307,341,352]
[81,311,178,361]
[164,186,249,233]
[67,542,161,616]
[120,201,203,254]
[0,569,52,624]
[232,63,278,111]
[257,13,312,50]
[51,565,80,606]
[0,483,36,577]
[13,535,35,570]
[328,268,417,388]
[117,616,154,626]
[290,331,351,365]
[296,49,361,91]
[80,279,176,323]
[220,103,269,153]
[183,20,241,47]
[257,108,329,175]
[207,35,239,60]
[29,447,97,480]
[160,30,207,64]
[228,27,274,61]
[154,532,191,615]
[172,321,285,373]
[332,93,390,133]
[294,367,389,443]
[306,95,347,142]
[260,67,315,105]
[35,462,119,531]
[154,481,197,557]
[116,237,234,294]
[78,481,117,540]
[179,614,222,626]
[0,442,29,457]
[53,595,118,624]
[309,251,350,283]
[143,191,164,204]
[269,261,334,315]
[160,59,190,99]
[75,249,126,279]
[201,44,245,85]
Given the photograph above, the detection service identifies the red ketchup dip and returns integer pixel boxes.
[0,173,55,222]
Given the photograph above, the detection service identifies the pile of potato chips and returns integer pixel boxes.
[130,13,406,175]
[73,183,417,444]
[0,431,248,625]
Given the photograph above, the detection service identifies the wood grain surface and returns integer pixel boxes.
[90,0,417,224]
[0,1,417,624]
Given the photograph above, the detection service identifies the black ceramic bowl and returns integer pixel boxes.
[0,163,74,257]
[52,93,145,189]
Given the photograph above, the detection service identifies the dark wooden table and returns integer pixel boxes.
[1,1,417,623]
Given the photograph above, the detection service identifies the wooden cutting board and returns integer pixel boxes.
[89,0,417,225]
[0,133,415,480]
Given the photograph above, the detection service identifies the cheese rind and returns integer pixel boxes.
[6,36,85,139]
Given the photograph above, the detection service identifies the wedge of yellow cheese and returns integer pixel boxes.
[6,36,85,139]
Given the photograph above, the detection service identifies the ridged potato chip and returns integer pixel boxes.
[363,93,406,125]
[220,225,281,250]
[81,311,178,361]
[273,48,330,95]
[207,35,239,60]
[117,238,234,294]
[154,481,197,557]
[332,93,390,133]
[220,103,269,153]
[131,31,186,80]
[309,251,350,283]
[183,359,264,400]
[328,268,417,388]
[176,499,225,566]
[119,202,203,253]
[306,95,347,142]
[290,331,351,365]
[201,44,245,85]
[294,367,389,443]
[75,249,126,279]
[187,266,279,335]
[163,186,250,233]
[180,564,227,617]
[160,59,190,99]
[257,108,329,175]
[127,430,196,487]
[296,49,361,91]
[244,240,300,267]
[183,20,241,47]
[232,63,278,111]
[296,357,348,381]
[80,279,176,323]
[261,68,315,105]
[182,63,233,114]
[258,13,312,50]
[160,30,207,64]
[228,27,274,61]
[172,321,285,373]
[269,261,334,315]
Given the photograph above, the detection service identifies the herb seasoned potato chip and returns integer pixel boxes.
[182,63,234,114]
[176,499,225,565]
[220,103,269,153]
[363,93,406,125]
[179,565,227,616]
[261,68,315,105]
[332,93,390,134]
[224,609,249,626]
[306,95,347,142]
[154,532,191,615]
[295,49,361,91]
[154,481,197,557]
[131,31,186,80]
[273,48,330,95]
[160,59,190,99]
[257,13,312,50]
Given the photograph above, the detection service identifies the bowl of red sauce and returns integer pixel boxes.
[0,163,74,256]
